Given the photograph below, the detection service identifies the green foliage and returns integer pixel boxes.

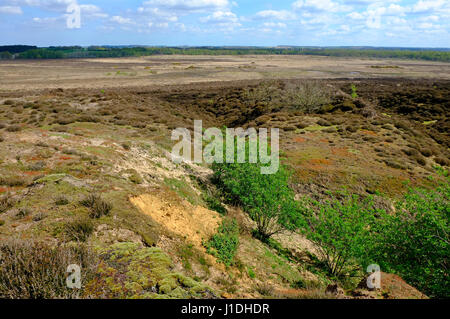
[212,138,301,239]
[205,219,239,266]
[300,196,377,277]
[10,46,450,62]
[213,159,301,239]
[204,194,227,215]
[368,182,449,298]
[247,267,256,279]
[351,84,358,99]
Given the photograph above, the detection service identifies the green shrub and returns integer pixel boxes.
[351,84,358,99]
[300,196,377,277]
[205,219,239,266]
[204,194,227,215]
[368,183,449,298]
[213,159,301,240]
[248,267,256,279]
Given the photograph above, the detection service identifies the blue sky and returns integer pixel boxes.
[0,0,449,47]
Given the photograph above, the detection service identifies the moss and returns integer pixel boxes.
[85,242,213,299]
[128,171,144,184]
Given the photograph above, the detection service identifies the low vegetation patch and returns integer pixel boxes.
[80,194,112,219]
[205,218,239,266]
[0,239,97,299]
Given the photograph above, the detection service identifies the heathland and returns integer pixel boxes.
[0,54,448,299]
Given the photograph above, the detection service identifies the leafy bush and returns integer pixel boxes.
[0,239,97,298]
[369,183,449,298]
[204,194,227,215]
[213,160,301,240]
[300,196,377,277]
[205,219,239,266]
[351,84,358,99]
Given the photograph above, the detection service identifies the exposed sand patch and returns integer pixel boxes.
[130,191,221,252]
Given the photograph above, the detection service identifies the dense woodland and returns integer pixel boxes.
[0,45,449,62]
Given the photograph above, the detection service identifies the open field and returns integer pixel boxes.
[0,55,448,299]
[1,55,450,91]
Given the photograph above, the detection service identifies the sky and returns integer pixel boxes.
[0,0,449,47]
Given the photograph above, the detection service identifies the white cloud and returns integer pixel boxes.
[201,10,237,23]
[80,4,108,18]
[254,10,296,21]
[263,22,287,28]
[347,11,364,19]
[0,5,22,14]
[413,0,446,13]
[200,10,241,30]
[293,0,350,13]
[110,15,133,25]
[143,0,229,12]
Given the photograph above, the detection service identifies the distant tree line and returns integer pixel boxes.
[0,45,449,62]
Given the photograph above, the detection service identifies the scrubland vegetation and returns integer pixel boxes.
[0,74,448,299]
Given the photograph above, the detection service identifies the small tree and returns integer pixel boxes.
[213,161,301,240]
[285,81,332,113]
[300,196,377,277]
[370,183,449,298]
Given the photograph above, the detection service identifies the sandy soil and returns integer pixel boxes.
[1,55,449,92]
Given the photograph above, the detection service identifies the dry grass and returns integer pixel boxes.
[0,239,98,299]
